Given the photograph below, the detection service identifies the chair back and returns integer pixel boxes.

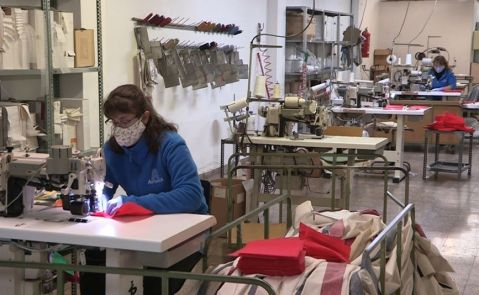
[468,84,479,102]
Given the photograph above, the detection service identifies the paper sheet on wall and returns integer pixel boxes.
[5,106,26,143]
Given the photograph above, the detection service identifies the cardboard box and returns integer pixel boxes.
[286,12,317,40]
[74,29,95,67]
[374,48,392,66]
[209,178,246,230]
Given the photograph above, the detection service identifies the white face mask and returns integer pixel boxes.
[113,117,146,147]
[434,66,445,73]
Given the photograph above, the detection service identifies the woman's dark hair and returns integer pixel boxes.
[103,84,177,153]
[433,55,449,70]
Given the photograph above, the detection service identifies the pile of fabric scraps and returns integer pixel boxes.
[427,112,474,133]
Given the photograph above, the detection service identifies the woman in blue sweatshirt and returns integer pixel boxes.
[81,84,208,295]
[428,55,456,92]
[102,85,208,216]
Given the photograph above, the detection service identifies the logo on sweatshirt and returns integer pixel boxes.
[148,169,163,185]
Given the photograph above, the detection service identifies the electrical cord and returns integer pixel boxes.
[359,0,368,30]
[4,163,46,213]
[408,0,438,44]
[249,0,316,45]
[392,0,411,47]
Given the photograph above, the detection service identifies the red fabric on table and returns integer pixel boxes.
[231,237,306,276]
[92,202,153,218]
[299,223,350,263]
[426,112,474,133]
[384,105,404,110]
[442,89,462,93]
[408,105,428,110]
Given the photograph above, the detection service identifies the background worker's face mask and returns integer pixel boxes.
[113,116,146,147]
[434,66,445,73]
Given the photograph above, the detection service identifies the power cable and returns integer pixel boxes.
[249,0,316,44]
[392,0,411,46]
[359,0,368,30]
[408,0,438,44]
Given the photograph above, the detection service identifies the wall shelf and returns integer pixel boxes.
[52,67,99,74]
[131,17,241,36]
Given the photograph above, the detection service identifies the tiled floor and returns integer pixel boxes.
[208,144,479,294]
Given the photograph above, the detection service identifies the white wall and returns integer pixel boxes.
[354,0,381,74]
[376,0,475,74]
[101,0,268,173]
[287,0,351,13]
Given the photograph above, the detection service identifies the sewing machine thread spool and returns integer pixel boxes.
[272,83,281,100]
[405,54,412,65]
[227,99,248,113]
[254,75,267,98]
[422,58,433,66]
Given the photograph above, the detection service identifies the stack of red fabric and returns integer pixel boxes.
[231,237,306,276]
[427,112,474,133]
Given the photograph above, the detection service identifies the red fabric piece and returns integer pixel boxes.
[91,202,153,218]
[320,262,348,295]
[231,237,306,276]
[299,223,350,263]
[409,105,428,110]
[384,105,404,110]
[360,208,381,216]
[442,89,462,93]
[427,112,474,133]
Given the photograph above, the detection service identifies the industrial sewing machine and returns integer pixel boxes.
[258,96,329,137]
[0,146,104,217]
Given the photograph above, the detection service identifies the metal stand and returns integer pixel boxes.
[423,129,473,179]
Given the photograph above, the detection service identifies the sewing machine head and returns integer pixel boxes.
[0,146,105,217]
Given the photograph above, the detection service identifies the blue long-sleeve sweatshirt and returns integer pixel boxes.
[429,68,456,90]
[102,131,208,214]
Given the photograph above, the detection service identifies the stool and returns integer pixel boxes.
[423,129,473,179]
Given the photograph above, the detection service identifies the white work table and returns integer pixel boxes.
[246,135,389,211]
[463,102,479,110]
[332,106,431,182]
[247,135,388,150]
[390,90,462,99]
[0,206,216,295]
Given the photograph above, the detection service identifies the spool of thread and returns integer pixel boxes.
[284,96,304,108]
[349,72,355,83]
[397,58,402,65]
[337,71,344,82]
[405,53,412,65]
[227,99,248,113]
[272,83,281,99]
[422,58,433,66]
[254,75,267,98]
[386,54,397,65]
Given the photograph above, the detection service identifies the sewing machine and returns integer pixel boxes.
[0,146,104,217]
[258,96,327,137]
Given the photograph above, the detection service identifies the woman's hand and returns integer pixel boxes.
[106,196,123,215]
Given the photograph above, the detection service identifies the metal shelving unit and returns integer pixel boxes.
[0,0,103,150]
[285,6,354,90]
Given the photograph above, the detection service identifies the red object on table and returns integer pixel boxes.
[92,202,153,218]
[427,112,474,133]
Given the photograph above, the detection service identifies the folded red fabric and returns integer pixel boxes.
[231,237,306,276]
[299,223,350,263]
[92,202,153,218]
[427,112,474,133]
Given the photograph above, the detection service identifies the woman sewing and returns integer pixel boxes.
[429,55,457,92]
[81,84,208,295]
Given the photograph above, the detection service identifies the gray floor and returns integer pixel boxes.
[208,144,479,294]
